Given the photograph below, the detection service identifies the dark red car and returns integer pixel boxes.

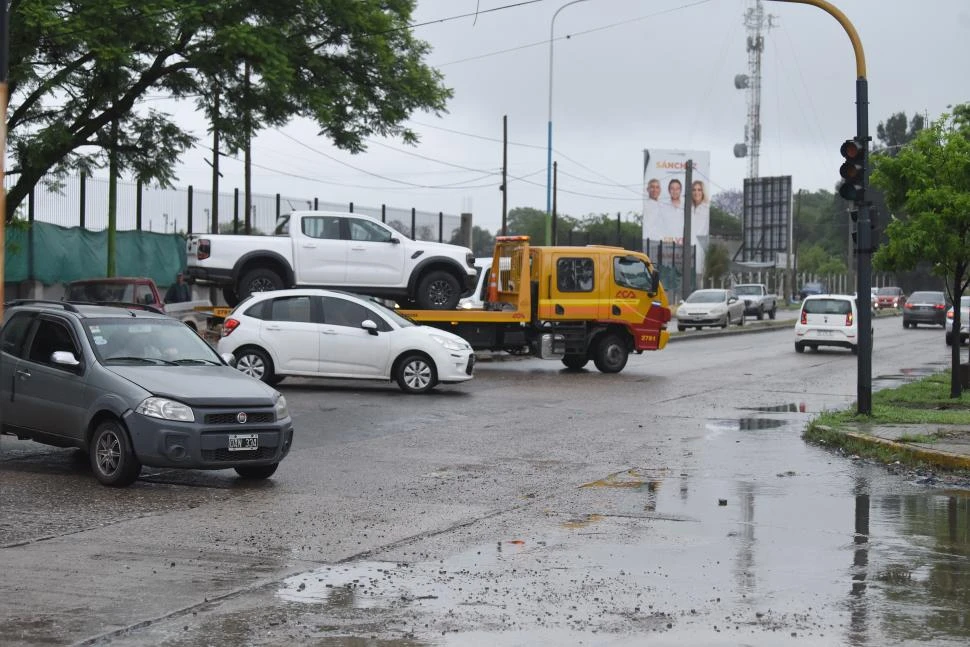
[875,286,906,310]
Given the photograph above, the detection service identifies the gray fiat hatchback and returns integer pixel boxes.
[0,300,293,486]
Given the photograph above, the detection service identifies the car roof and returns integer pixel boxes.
[241,288,368,301]
[803,294,853,301]
[5,300,170,319]
[66,277,152,285]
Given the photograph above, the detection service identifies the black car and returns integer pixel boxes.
[902,291,947,328]
[798,281,826,300]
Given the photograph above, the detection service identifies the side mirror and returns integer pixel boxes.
[389,237,401,245]
[361,320,379,336]
[649,269,660,296]
[221,352,237,368]
[51,351,81,368]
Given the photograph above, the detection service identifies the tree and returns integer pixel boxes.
[709,205,741,238]
[871,108,970,398]
[6,1,451,221]
[505,207,551,243]
[875,111,926,156]
[712,189,743,218]
[704,242,730,285]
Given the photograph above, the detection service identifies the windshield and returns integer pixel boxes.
[685,290,726,304]
[877,287,899,296]
[734,285,762,296]
[85,318,222,365]
[613,257,654,291]
[366,298,415,328]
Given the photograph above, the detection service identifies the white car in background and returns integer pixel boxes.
[217,289,475,394]
[675,288,745,331]
[457,257,492,310]
[795,294,861,354]
[945,296,970,346]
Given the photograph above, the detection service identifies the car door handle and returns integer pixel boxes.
[265,325,282,331]
[321,329,338,335]
[350,246,366,251]
[301,242,317,248]
[16,369,31,379]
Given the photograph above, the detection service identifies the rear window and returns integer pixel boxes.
[877,287,901,296]
[909,292,943,302]
[803,298,851,315]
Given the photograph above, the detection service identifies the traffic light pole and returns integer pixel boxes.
[771,0,871,414]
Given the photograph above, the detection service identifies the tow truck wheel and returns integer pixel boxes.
[593,333,628,374]
[561,354,589,370]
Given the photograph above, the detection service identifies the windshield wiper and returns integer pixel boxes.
[104,356,177,365]
[172,358,221,366]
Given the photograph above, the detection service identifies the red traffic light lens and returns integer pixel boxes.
[840,139,862,159]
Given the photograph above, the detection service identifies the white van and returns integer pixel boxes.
[794,294,861,354]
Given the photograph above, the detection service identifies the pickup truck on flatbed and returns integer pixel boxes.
[185,210,477,309]
[398,237,671,373]
[733,283,778,320]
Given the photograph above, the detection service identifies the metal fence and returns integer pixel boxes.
[13,173,463,243]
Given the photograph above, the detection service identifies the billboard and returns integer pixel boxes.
[642,149,711,275]
[742,175,792,263]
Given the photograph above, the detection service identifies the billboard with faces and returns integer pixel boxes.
[642,149,711,274]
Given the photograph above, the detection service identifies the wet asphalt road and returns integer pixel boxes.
[1,314,968,646]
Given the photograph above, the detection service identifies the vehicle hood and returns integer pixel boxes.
[105,365,278,406]
[398,326,473,350]
[679,303,726,315]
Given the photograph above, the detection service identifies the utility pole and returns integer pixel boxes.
[501,115,508,236]
[244,62,252,235]
[682,160,693,299]
[107,117,119,277]
[734,0,775,179]
[0,2,9,314]
[211,88,220,235]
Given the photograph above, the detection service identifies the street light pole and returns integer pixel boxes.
[547,0,589,245]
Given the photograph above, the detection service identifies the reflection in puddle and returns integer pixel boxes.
[739,403,808,413]
[706,418,787,432]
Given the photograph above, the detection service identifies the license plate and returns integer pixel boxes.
[815,329,833,336]
[228,433,258,451]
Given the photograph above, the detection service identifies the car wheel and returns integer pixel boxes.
[720,315,728,329]
[795,342,805,353]
[593,333,628,373]
[396,353,437,393]
[234,347,276,384]
[561,354,589,370]
[946,333,953,346]
[235,463,279,480]
[768,307,777,320]
[90,420,141,487]
[756,307,764,321]
[737,311,745,327]
[238,268,284,300]
[677,324,686,332]
[416,271,461,310]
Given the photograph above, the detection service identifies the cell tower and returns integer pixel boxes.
[733,0,775,179]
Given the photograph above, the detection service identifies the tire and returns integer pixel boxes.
[395,353,437,394]
[416,271,461,310]
[234,347,276,384]
[237,268,284,301]
[768,306,777,320]
[737,311,745,327]
[677,324,686,332]
[756,307,764,321]
[593,334,628,373]
[946,333,953,346]
[795,342,805,353]
[90,420,141,487]
[222,285,239,307]
[720,315,728,329]
[561,354,589,370]
[235,463,279,480]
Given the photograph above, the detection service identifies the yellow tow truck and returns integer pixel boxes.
[398,236,671,373]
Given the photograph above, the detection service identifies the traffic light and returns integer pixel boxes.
[838,138,865,202]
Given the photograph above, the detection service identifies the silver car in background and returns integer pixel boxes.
[675,288,746,331]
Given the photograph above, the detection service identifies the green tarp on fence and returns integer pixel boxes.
[5,221,187,287]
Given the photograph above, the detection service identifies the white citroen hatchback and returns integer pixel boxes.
[218,289,475,394]
[794,294,862,354]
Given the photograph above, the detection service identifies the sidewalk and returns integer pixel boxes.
[837,422,970,471]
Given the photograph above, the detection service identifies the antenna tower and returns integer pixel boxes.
[733,0,775,179]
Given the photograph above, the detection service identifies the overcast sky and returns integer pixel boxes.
[173,0,970,233]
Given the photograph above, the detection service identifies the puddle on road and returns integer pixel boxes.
[706,418,787,433]
[739,403,807,413]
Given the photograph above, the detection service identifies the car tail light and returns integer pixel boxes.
[904,302,913,309]
[845,311,854,326]
[948,309,954,319]
[197,239,211,260]
[800,309,807,325]
[222,318,240,337]
[935,304,945,310]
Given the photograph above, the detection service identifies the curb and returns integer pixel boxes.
[844,431,970,471]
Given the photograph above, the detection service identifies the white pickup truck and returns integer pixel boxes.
[734,283,778,320]
[185,211,478,309]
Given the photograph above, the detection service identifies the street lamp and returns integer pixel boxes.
[546,0,589,245]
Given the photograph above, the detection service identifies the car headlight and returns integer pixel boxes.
[274,394,289,420]
[136,397,195,422]
[430,334,469,351]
